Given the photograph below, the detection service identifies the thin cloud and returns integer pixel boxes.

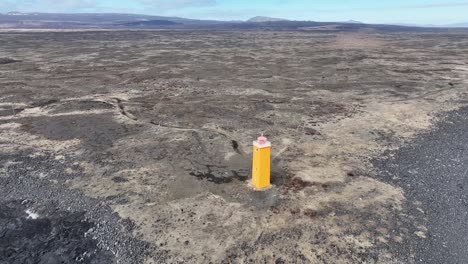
[404,2,468,9]
[137,0,216,10]
[0,0,95,12]
[0,0,217,13]
[306,1,468,13]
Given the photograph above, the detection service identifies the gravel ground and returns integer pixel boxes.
[374,106,468,263]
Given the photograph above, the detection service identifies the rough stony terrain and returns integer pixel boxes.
[1,30,468,263]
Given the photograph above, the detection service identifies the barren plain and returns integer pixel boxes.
[1,30,468,263]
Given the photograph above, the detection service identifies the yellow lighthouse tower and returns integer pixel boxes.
[251,134,271,189]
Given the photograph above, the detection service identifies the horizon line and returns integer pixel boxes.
[0,11,466,26]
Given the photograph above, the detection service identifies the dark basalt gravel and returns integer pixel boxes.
[0,152,155,264]
[0,200,115,264]
[374,106,468,263]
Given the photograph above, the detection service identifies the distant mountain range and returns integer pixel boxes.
[0,12,467,31]
[247,16,289,23]
[343,20,364,24]
[443,22,468,28]
[0,12,219,25]
[384,22,468,28]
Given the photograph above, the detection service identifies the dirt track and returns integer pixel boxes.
[1,30,468,263]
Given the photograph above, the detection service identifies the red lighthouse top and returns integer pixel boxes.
[257,135,267,145]
[253,134,271,148]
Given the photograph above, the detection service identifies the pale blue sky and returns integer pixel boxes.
[1,0,468,24]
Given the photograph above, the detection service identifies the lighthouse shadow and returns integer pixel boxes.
[244,164,288,209]
[270,163,289,187]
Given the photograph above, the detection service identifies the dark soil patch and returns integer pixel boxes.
[112,176,129,183]
[190,164,249,184]
[20,114,130,150]
[303,209,318,218]
[284,177,315,192]
[190,170,232,184]
[0,108,24,117]
[231,170,248,181]
[231,140,241,154]
[47,100,114,114]
[31,99,60,108]
[0,58,18,65]
[303,127,321,136]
